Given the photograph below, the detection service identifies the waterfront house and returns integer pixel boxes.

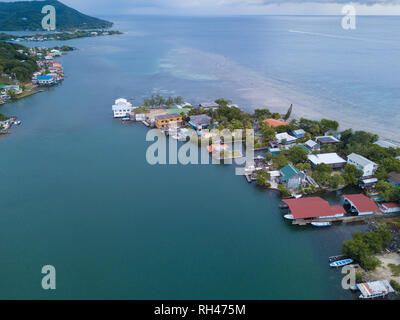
[35,75,55,86]
[307,153,346,169]
[268,148,281,156]
[275,132,297,145]
[305,139,320,151]
[388,172,400,187]
[347,153,378,178]
[50,49,61,56]
[155,114,183,129]
[283,197,346,221]
[268,171,281,183]
[263,118,289,128]
[280,164,305,189]
[189,114,211,131]
[291,129,306,139]
[359,177,378,190]
[0,85,22,95]
[342,194,379,216]
[357,280,394,299]
[325,130,341,140]
[380,202,400,214]
[112,98,134,118]
[315,135,340,145]
[199,102,220,109]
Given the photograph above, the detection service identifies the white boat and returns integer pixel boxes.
[284,214,294,220]
[329,258,353,267]
[294,194,302,199]
[311,222,332,227]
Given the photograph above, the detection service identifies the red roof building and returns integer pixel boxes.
[343,194,379,215]
[283,197,345,220]
[330,205,346,216]
[380,202,400,214]
[262,118,289,128]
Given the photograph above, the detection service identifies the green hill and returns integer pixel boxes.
[0,0,113,31]
[0,42,38,82]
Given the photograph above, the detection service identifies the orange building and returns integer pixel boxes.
[262,118,289,128]
[155,113,183,129]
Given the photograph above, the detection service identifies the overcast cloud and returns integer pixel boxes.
[3,0,400,15]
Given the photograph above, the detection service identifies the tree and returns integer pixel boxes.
[284,146,308,164]
[0,112,9,120]
[6,89,17,99]
[328,174,345,189]
[259,122,276,143]
[295,162,311,173]
[255,170,271,188]
[254,108,271,121]
[377,180,400,202]
[312,163,333,186]
[215,98,231,107]
[342,164,363,186]
[320,118,339,133]
[283,104,293,121]
[173,96,184,105]
[342,224,392,270]
[271,154,289,170]
[166,96,174,106]
[278,184,291,197]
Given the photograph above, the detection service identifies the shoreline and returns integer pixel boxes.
[161,46,399,141]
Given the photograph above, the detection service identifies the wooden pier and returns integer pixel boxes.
[291,211,399,226]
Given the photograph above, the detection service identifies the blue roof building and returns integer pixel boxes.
[291,129,306,138]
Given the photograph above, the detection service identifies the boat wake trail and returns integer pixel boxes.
[288,29,370,42]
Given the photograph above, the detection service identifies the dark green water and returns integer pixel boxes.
[0,16,369,299]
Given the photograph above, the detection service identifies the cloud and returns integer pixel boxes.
[4,0,400,15]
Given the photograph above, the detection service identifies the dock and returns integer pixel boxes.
[291,211,400,225]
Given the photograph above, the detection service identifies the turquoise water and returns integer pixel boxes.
[0,15,390,299]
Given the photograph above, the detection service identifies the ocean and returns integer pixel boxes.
[0,15,395,299]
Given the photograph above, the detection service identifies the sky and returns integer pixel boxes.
[4,0,400,15]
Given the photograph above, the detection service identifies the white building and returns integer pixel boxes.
[275,132,297,145]
[308,153,346,169]
[305,140,320,151]
[112,98,134,118]
[50,49,61,56]
[347,153,378,178]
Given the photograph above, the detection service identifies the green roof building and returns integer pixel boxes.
[280,164,305,189]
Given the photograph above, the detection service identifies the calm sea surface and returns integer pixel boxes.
[1,15,395,299]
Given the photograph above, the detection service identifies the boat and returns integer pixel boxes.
[329,258,353,267]
[14,120,21,125]
[311,222,332,227]
[294,194,302,199]
[284,214,294,220]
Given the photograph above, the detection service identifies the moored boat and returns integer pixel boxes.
[329,258,353,267]
[284,214,294,220]
[311,222,332,227]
